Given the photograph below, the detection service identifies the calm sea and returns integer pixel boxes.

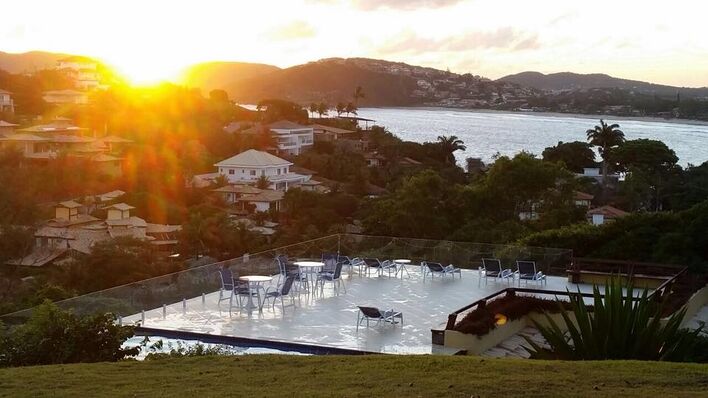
[356,108,708,166]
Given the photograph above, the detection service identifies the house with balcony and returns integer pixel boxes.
[240,120,314,156]
[0,89,15,114]
[310,124,355,142]
[213,149,310,191]
[587,205,628,225]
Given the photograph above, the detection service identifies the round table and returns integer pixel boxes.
[238,275,273,310]
[294,261,324,293]
[393,259,411,278]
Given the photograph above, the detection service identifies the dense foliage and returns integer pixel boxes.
[0,301,137,367]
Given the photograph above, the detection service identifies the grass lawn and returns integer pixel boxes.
[0,355,706,397]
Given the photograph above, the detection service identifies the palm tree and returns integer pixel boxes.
[586,119,625,189]
[256,175,270,190]
[352,86,365,106]
[436,135,466,164]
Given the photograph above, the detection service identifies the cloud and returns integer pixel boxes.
[376,28,540,55]
[307,0,464,10]
[265,21,316,41]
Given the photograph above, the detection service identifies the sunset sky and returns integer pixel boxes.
[2,0,707,86]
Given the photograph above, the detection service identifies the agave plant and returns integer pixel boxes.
[524,278,704,361]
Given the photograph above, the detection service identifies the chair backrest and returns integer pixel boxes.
[218,268,233,290]
[281,274,296,295]
[516,260,536,275]
[322,252,338,262]
[364,258,381,267]
[358,306,382,318]
[275,256,287,275]
[427,262,445,272]
[333,261,344,279]
[337,255,351,264]
[482,258,502,272]
[323,257,337,272]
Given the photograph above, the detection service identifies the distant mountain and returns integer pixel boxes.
[223,57,537,107]
[180,62,280,94]
[0,51,74,73]
[499,71,708,98]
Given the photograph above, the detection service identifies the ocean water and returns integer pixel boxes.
[356,108,708,166]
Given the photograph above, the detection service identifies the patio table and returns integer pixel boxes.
[238,275,272,311]
[294,261,324,293]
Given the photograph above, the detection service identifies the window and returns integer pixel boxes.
[261,170,265,176]
[228,169,234,175]
[250,170,256,176]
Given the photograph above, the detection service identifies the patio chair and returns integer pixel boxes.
[480,258,513,285]
[356,306,403,330]
[516,260,547,286]
[363,258,383,276]
[321,253,338,273]
[349,257,366,274]
[263,274,297,312]
[316,261,346,294]
[379,259,398,278]
[217,267,259,314]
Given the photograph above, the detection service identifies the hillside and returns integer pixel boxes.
[225,57,538,107]
[0,355,706,397]
[0,50,74,73]
[180,61,280,94]
[499,71,708,98]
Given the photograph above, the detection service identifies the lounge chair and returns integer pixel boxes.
[422,261,462,281]
[480,258,513,285]
[263,274,297,312]
[516,260,547,286]
[356,306,403,330]
[316,261,346,293]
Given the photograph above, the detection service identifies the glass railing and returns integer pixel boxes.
[0,234,572,324]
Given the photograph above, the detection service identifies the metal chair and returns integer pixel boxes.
[480,258,513,285]
[263,274,298,312]
[516,260,547,286]
[356,306,403,330]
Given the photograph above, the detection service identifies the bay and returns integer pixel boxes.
[356,107,708,166]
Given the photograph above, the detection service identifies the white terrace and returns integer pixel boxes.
[121,265,596,354]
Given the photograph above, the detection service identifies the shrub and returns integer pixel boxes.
[524,279,706,362]
[0,301,138,367]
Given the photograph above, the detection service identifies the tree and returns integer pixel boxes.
[345,102,357,117]
[610,139,680,211]
[256,175,270,190]
[542,141,596,173]
[586,120,625,189]
[316,102,329,118]
[256,99,308,123]
[436,135,466,164]
[352,86,365,106]
[335,102,346,117]
[309,103,318,119]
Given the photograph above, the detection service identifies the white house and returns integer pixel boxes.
[57,56,101,90]
[214,149,310,191]
[0,89,15,113]
[266,120,314,156]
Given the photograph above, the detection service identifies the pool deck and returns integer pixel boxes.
[123,265,596,354]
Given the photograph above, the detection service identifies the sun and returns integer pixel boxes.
[107,58,184,86]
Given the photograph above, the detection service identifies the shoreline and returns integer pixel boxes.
[358,106,708,127]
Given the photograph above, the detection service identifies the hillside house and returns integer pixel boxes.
[574,191,594,207]
[587,205,628,226]
[0,89,14,113]
[213,149,310,191]
[241,121,314,156]
[212,184,285,213]
[56,56,101,90]
[0,120,18,134]
[43,90,89,105]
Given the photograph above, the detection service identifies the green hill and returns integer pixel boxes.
[0,355,706,397]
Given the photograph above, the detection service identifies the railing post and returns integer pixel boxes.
[182,298,187,313]
[141,310,145,325]
[202,293,206,304]
[162,304,166,319]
